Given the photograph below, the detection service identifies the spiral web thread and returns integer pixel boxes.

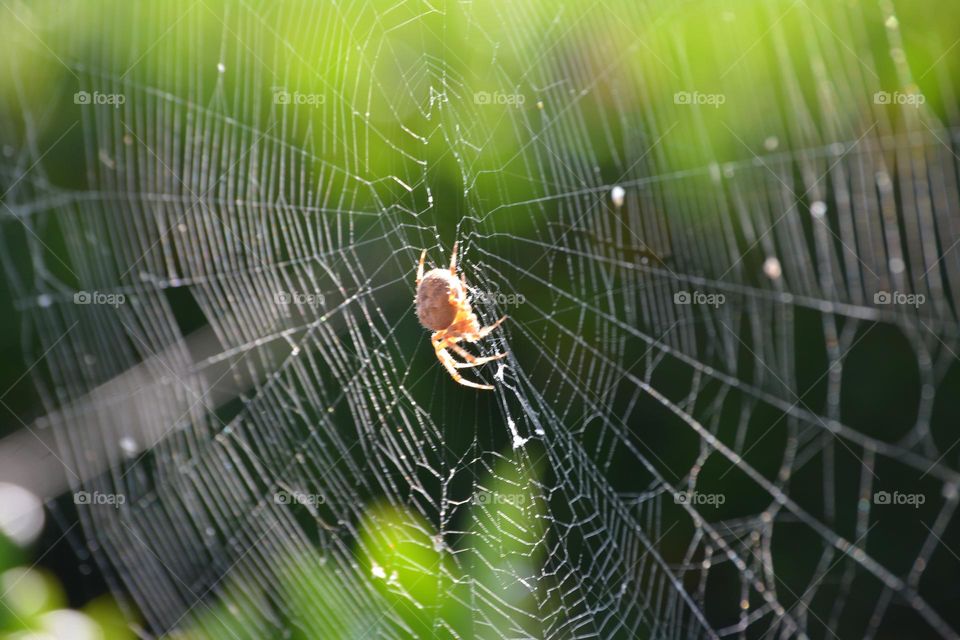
[1,0,960,638]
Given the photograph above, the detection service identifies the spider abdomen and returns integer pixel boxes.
[414,245,507,389]
[416,269,461,330]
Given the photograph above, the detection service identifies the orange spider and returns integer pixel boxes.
[415,243,507,390]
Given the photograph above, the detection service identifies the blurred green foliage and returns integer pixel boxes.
[179,449,543,639]
[2,0,959,638]
[0,532,133,640]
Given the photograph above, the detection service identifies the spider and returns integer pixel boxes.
[415,242,507,390]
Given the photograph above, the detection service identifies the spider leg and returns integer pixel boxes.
[449,241,458,274]
[444,348,495,370]
[476,315,508,339]
[433,333,494,389]
[416,249,426,287]
[437,346,494,389]
[447,342,507,366]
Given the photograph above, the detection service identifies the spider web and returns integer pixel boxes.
[2,0,960,638]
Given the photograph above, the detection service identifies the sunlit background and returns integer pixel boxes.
[2,0,960,638]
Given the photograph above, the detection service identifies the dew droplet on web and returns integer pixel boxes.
[119,437,138,457]
[709,162,722,184]
[889,257,905,274]
[942,483,958,500]
[810,201,827,218]
[763,136,779,151]
[217,62,226,73]
[98,149,115,169]
[610,185,625,208]
[763,257,782,280]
